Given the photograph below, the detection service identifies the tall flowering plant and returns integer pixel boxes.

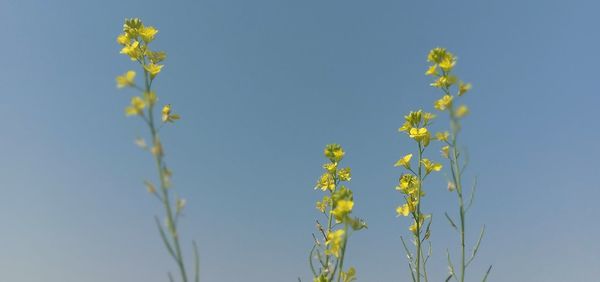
[115,18,199,282]
[309,144,367,282]
[426,47,491,282]
[395,110,442,282]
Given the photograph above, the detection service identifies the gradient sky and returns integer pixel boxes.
[1,0,599,281]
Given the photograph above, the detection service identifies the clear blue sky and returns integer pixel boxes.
[1,0,599,281]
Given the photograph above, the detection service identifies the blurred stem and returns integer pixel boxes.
[143,64,189,282]
[444,82,466,282]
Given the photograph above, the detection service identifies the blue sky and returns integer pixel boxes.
[1,0,599,281]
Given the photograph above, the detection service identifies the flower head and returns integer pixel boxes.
[116,70,136,88]
[434,95,453,111]
[324,144,345,163]
[394,154,413,169]
[125,96,146,116]
[325,229,345,257]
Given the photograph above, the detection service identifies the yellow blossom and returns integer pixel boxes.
[394,154,413,169]
[162,104,180,123]
[125,96,145,116]
[116,33,130,45]
[160,104,176,121]
[431,75,457,88]
[316,173,335,191]
[316,196,331,213]
[441,145,449,159]
[458,82,472,96]
[398,121,412,132]
[397,174,419,194]
[396,204,411,217]
[116,70,136,88]
[425,65,437,76]
[139,26,158,42]
[423,112,436,124]
[325,229,345,257]
[324,144,345,162]
[144,63,164,78]
[455,105,469,118]
[332,200,354,220]
[323,162,337,173]
[120,40,141,60]
[436,131,449,142]
[434,95,453,111]
[409,127,429,143]
[147,50,167,63]
[427,47,448,64]
[338,167,351,181]
[421,159,442,174]
[439,54,456,71]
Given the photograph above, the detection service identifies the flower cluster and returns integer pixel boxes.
[116,18,197,282]
[426,48,471,119]
[116,18,178,123]
[425,47,491,282]
[395,108,442,280]
[311,144,366,282]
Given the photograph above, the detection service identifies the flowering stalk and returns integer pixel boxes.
[396,111,442,282]
[310,144,367,282]
[115,18,199,282]
[426,47,491,282]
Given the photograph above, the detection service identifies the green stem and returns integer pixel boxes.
[143,64,188,282]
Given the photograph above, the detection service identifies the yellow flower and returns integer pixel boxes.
[161,104,180,123]
[394,154,413,169]
[441,145,449,159]
[409,127,429,143]
[434,95,453,111]
[338,167,351,181]
[458,82,472,96]
[116,33,130,45]
[408,214,428,235]
[316,173,335,191]
[438,53,456,71]
[325,229,345,257]
[427,47,448,64]
[125,96,146,116]
[316,196,331,213]
[332,200,354,220]
[341,267,357,282]
[436,131,449,142]
[397,174,419,194]
[147,50,167,63]
[398,121,412,132]
[144,63,164,78]
[324,144,345,162]
[116,70,136,88]
[455,105,469,118]
[430,75,457,88]
[139,26,158,42]
[396,204,411,217]
[120,40,141,60]
[123,18,143,36]
[425,65,437,76]
[323,162,337,173]
[405,110,422,127]
[422,112,436,124]
[421,159,442,174]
